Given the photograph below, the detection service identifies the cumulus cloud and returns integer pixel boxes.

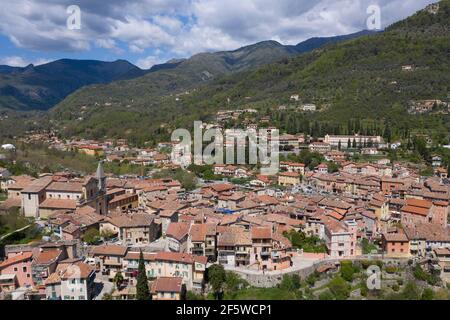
[0,56,51,67]
[0,0,438,61]
[136,55,165,69]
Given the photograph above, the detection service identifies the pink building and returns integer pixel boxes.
[0,252,34,291]
[431,201,448,227]
[323,218,357,258]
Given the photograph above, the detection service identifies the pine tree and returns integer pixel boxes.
[347,139,351,149]
[338,140,342,151]
[136,250,150,300]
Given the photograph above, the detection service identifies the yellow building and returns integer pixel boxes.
[150,277,184,300]
[77,145,105,157]
[278,172,301,186]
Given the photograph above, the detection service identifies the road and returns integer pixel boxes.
[0,224,33,241]
[93,274,114,300]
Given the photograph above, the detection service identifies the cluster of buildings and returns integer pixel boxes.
[1,127,450,300]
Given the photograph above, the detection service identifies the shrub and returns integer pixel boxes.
[385,265,398,274]
[319,289,334,300]
[413,265,429,281]
[328,276,350,300]
[401,282,421,300]
[421,288,434,300]
[360,282,368,297]
[305,273,317,287]
[340,261,356,282]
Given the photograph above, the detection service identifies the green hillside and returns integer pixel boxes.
[0,59,147,111]
[50,1,449,145]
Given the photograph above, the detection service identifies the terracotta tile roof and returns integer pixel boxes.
[404,223,450,242]
[251,227,272,239]
[382,229,409,242]
[40,198,77,210]
[155,252,205,264]
[21,176,53,193]
[0,252,33,269]
[107,213,155,228]
[406,198,432,209]
[166,222,190,241]
[150,277,183,294]
[0,197,22,211]
[401,205,429,217]
[91,245,128,257]
[61,262,95,279]
[189,223,216,242]
[44,271,61,285]
[46,181,83,193]
[33,249,62,265]
[209,183,234,193]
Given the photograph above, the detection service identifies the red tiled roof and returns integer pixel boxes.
[40,199,77,210]
[166,222,190,241]
[0,252,33,269]
[401,205,429,217]
[251,227,271,239]
[150,277,182,294]
[33,250,62,265]
[91,245,128,256]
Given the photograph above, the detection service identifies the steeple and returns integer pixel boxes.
[96,161,106,191]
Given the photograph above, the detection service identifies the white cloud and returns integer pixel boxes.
[0,0,438,59]
[135,55,165,69]
[0,56,51,67]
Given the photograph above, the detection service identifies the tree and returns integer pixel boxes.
[225,271,247,295]
[113,271,124,289]
[338,140,342,151]
[136,251,150,300]
[327,162,339,173]
[279,274,301,291]
[328,276,350,300]
[207,264,226,300]
[82,228,101,245]
[347,139,351,149]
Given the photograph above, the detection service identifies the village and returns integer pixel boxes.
[0,114,450,301]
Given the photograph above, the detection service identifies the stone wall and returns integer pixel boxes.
[231,256,410,288]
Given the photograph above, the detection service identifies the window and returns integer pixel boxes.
[14,267,18,272]
[23,266,27,272]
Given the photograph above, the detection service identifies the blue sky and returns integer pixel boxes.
[0,0,437,69]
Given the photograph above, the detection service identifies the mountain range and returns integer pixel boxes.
[0,30,374,112]
[0,1,448,147]
[47,0,450,145]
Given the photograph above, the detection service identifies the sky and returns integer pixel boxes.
[0,0,437,69]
